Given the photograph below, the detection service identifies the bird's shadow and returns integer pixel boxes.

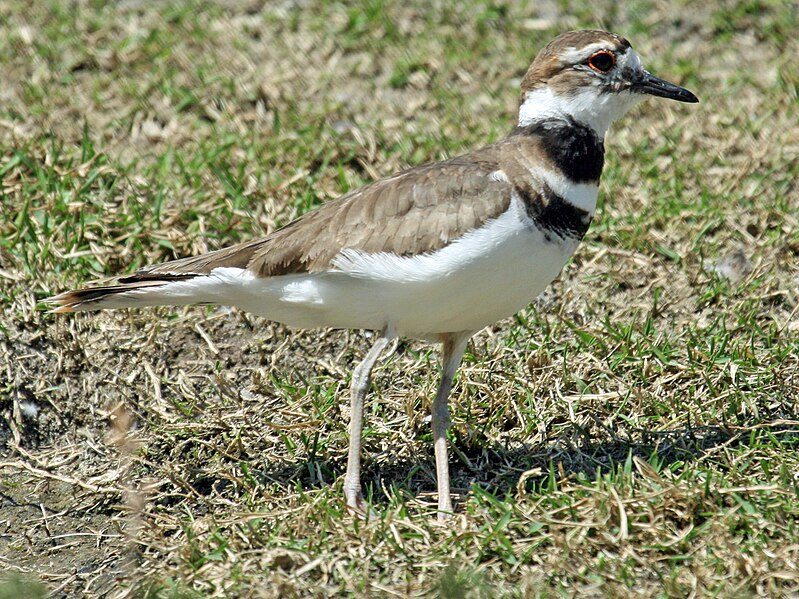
[361,422,750,501]
[183,419,797,510]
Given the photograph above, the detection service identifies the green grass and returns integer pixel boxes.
[1,0,798,596]
[0,576,48,599]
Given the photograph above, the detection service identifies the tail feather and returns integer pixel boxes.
[46,279,186,313]
[47,239,267,314]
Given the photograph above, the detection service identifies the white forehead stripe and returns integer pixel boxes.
[618,48,643,74]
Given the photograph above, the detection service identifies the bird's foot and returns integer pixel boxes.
[344,488,375,520]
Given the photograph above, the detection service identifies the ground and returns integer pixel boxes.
[1,0,798,597]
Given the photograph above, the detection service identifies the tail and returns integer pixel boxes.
[46,274,209,313]
[46,238,268,313]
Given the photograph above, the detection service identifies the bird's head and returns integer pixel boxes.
[519,30,698,137]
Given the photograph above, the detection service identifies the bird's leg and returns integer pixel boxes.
[343,330,392,514]
[431,331,471,521]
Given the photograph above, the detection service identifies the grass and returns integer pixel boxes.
[1,0,798,596]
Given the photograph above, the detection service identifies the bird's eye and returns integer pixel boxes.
[588,51,615,73]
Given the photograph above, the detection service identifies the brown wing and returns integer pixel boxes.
[130,147,512,280]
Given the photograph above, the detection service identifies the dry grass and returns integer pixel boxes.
[1,0,798,597]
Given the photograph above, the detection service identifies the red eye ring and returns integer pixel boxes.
[588,51,615,73]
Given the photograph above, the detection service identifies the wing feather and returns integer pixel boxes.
[123,146,514,281]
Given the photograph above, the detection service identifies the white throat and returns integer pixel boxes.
[517,86,640,139]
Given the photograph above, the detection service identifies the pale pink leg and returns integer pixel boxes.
[343,332,392,513]
[431,332,471,521]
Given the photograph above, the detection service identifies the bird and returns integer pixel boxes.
[47,30,698,520]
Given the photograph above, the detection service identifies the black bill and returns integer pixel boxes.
[634,71,698,103]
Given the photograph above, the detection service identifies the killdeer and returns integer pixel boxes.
[48,30,698,519]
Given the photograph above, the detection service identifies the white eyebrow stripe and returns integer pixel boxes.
[560,42,615,64]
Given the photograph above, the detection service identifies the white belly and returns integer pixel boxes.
[212,198,582,339]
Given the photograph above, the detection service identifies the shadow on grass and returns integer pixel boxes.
[171,419,799,506]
